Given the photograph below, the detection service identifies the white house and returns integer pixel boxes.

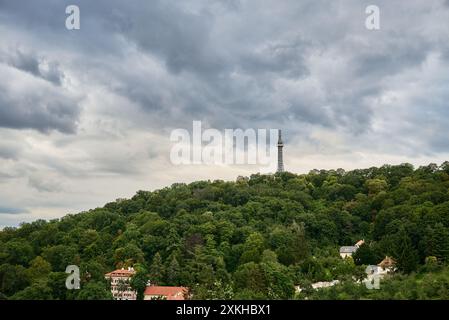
[339,240,364,259]
[339,246,358,259]
[105,267,137,300]
[295,280,340,293]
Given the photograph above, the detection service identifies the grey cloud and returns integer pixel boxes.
[104,2,364,132]
[7,49,39,76]
[0,1,392,133]
[0,145,20,160]
[1,0,448,138]
[0,90,81,133]
[0,63,81,133]
[398,100,449,154]
[239,40,310,78]
[28,174,63,193]
[3,49,65,85]
[124,2,226,76]
[0,206,28,214]
[352,37,431,79]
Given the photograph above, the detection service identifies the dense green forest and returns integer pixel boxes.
[2,162,449,300]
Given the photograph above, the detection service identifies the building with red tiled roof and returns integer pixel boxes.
[144,285,189,300]
[378,256,396,270]
[105,268,135,278]
[105,267,136,300]
[355,239,365,248]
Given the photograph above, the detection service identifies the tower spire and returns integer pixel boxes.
[277,129,284,173]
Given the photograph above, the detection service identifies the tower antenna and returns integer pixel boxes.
[277,129,284,173]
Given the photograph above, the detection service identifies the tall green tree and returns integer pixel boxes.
[290,222,310,263]
[166,255,180,285]
[130,264,149,300]
[392,228,419,273]
[353,243,377,265]
[149,252,164,285]
[422,223,449,262]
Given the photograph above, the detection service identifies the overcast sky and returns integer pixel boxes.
[1,0,449,228]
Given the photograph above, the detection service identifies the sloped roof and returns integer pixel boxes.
[355,240,365,247]
[378,256,396,269]
[340,246,358,253]
[105,269,135,277]
[144,286,188,300]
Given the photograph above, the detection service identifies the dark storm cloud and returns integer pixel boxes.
[238,39,310,78]
[132,8,223,76]
[0,1,346,132]
[0,0,449,142]
[3,49,65,85]
[353,47,429,79]
[0,46,81,134]
[0,72,81,133]
[0,86,80,133]
[36,1,310,130]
